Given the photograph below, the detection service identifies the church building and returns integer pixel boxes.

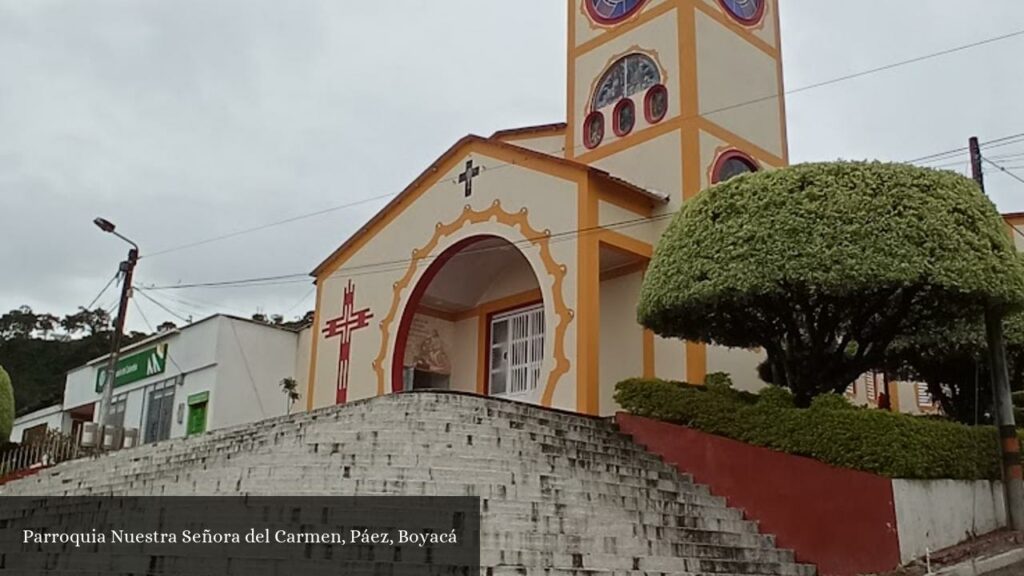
[306,0,788,416]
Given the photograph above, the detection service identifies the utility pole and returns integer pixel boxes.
[93,217,140,428]
[970,136,1024,530]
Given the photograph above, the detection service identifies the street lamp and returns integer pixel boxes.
[94,217,140,428]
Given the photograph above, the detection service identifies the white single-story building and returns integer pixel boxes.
[9,404,69,446]
[10,314,312,445]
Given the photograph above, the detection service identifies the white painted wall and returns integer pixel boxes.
[211,316,298,428]
[58,315,301,444]
[893,479,1007,564]
[9,405,65,443]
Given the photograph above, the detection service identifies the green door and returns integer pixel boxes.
[187,402,208,436]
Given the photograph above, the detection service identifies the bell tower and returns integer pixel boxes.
[567,0,788,208]
[568,0,788,388]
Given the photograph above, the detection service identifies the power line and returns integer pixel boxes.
[144,192,396,259]
[132,130,1024,293]
[786,27,1024,98]
[86,272,119,310]
[142,273,310,291]
[142,211,677,291]
[285,287,316,314]
[983,156,1024,188]
[133,287,192,324]
[130,296,187,375]
[135,129,1024,295]
[907,132,1024,165]
[138,26,1024,259]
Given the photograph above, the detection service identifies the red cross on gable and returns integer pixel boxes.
[322,280,374,404]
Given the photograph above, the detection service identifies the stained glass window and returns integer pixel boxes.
[613,99,636,136]
[713,151,759,184]
[592,53,661,111]
[644,84,668,124]
[584,111,605,149]
[586,0,646,24]
[718,0,765,25]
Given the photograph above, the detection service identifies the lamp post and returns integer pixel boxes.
[94,217,140,427]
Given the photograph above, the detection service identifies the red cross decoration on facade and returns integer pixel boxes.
[322,280,374,404]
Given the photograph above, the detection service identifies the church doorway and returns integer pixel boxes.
[392,236,545,400]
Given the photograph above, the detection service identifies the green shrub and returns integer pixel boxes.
[704,372,734,390]
[0,365,13,444]
[758,386,795,409]
[810,393,855,411]
[614,378,1001,480]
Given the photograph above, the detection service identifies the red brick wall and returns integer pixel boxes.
[616,413,901,576]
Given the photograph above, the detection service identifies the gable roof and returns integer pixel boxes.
[311,134,667,278]
[491,122,568,141]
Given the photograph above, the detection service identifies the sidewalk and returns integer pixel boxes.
[879,531,1024,576]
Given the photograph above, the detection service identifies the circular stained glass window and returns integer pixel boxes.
[717,0,765,25]
[613,99,636,137]
[586,0,646,25]
[584,111,605,149]
[644,84,668,124]
[712,151,759,183]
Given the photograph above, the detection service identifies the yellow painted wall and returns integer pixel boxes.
[706,345,764,393]
[450,317,478,393]
[694,9,783,160]
[312,147,580,413]
[500,134,567,157]
[599,270,645,415]
[695,0,779,49]
[593,131,683,205]
[598,200,656,245]
[654,337,686,382]
[572,10,681,156]
[573,0,671,48]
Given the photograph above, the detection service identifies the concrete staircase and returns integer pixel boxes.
[2,391,816,576]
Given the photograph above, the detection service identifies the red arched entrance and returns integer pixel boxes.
[391,235,544,397]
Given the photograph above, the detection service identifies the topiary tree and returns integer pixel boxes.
[0,364,14,444]
[639,161,1024,406]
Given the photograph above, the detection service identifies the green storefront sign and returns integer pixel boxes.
[95,343,169,393]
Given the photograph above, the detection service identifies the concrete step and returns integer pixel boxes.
[0,392,817,576]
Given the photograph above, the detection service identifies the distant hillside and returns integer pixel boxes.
[0,306,149,416]
[0,306,313,417]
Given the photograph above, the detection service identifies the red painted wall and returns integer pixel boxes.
[616,413,901,576]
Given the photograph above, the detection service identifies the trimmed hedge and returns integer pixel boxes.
[614,378,1002,480]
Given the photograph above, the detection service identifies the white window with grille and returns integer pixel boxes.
[916,383,933,408]
[489,304,545,401]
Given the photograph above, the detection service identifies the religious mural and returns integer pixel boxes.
[404,315,453,376]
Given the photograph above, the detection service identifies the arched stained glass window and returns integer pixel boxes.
[591,53,661,112]
[613,99,636,136]
[712,150,759,184]
[583,111,605,149]
[644,84,668,124]
[586,0,646,25]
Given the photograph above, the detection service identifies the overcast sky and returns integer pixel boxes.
[2,1,1023,333]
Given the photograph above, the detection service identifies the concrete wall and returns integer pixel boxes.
[212,317,298,429]
[893,479,1007,564]
[617,414,1014,574]
[292,326,312,411]
[9,405,65,443]
[617,413,901,576]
